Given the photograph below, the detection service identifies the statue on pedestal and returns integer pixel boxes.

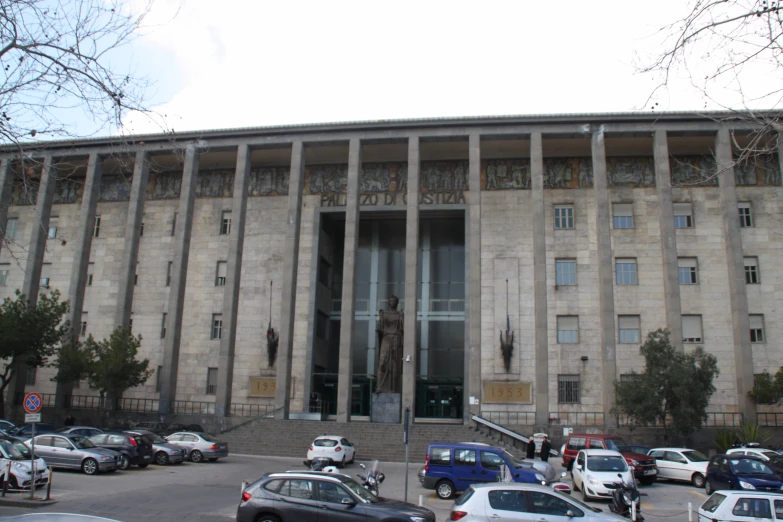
[376,295,404,394]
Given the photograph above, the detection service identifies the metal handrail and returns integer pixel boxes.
[471,414,558,456]
[220,405,286,434]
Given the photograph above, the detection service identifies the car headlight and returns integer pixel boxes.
[100,456,113,461]
[630,460,640,466]
[535,473,546,482]
[739,480,756,490]
[588,476,601,486]
[13,463,29,474]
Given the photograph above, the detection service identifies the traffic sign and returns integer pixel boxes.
[25,413,41,423]
[23,392,43,414]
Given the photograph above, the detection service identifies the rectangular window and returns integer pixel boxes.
[206,367,218,395]
[750,314,765,343]
[166,262,172,287]
[738,202,753,228]
[0,266,8,286]
[40,264,51,289]
[80,312,87,336]
[557,316,579,344]
[744,257,759,284]
[216,261,227,287]
[134,263,139,286]
[5,218,18,240]
[612,203,633,229]
[171,212,177,236]
[316,311,329,340]
[93,216,101,237]
[682,315,703,343]
[211,314,223,340]
[47,217,58,239]
[618,315,641,343]
[26,366,36,386]
[161,313,167,339]
[220,211,232,235]
[140,222,144,236]
[156,366,163,393]
[554,205,574,230]
[87,263,94,286]
[678,258,698,285]
[129,313,133,333]
[615,258,637,285]
[673,203,693,229]
[555,260,576,286]
[557,374,580,404]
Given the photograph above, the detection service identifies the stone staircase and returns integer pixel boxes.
[219,418,523,463]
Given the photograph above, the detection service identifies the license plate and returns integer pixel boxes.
[144,455,152,459]
[644,470,656,475]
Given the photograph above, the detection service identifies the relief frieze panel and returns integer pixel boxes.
[735,154,781,186]
[544,158,592,188]
[147,172,182,200]
[670,156,719,187]
[10,179,38,206]
[420,161,469,192]
[99,175,132,201]
[248,167,289,196]
[53,178,82,204]
[304,165,348,195]
[196,169,234,198]
[607,157,655,188]
[482,159,530,190]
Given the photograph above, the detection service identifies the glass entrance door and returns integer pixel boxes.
[416,383,463,419]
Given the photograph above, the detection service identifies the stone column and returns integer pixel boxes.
[114,150,149,328]
[401,136,420,418]
[716,128,755,422]
[530,132,550,427]
[466,134,482,421]
[0,158,13,254]
[215,143,251,417]
[55,152,103,409]
[159,145,200,417]
[275,141,305,420]
[591,128,617,427]
[336,139,362,423]
[653,130,683,350]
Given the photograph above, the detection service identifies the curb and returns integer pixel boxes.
[0,496,57,508]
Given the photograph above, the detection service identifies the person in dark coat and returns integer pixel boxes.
[64,414,75,426]
[540,436,552,462]
[526,440,536,459]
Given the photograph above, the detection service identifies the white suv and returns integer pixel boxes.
[699,490,783,521]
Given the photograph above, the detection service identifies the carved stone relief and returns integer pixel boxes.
[670,156,719,186]
[361,163,395,193]
[99,175,132,201]
[196,169,234,197]
[148,172,182,200]
[249,167,289,196]
[544,158,592,188]
[10,179,38,206]
[53,178,82,204]
[735,154,781,186]
[420,161,469,192]
[305,165,348,195]
[607,157,655,188]
[482,159,530,190]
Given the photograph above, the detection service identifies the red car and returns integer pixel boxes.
[561,433,658,485]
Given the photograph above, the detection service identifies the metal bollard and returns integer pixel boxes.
[688,501,693,522]
[418,494,423,506]
[631,500,637,522]
[46,467,53,500]
[2,460,9,497]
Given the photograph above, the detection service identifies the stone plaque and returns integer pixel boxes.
[248,377,276,398]
[482,381,532,404]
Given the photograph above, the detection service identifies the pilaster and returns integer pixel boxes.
[466,134,482,421]
[0,158,13,254]
[531,132,549,426]
[401,136,420,418]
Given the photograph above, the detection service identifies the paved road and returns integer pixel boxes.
[0,455,707,521]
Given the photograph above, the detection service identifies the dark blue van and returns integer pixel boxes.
[418,442,544,499]
[706,454,783,495]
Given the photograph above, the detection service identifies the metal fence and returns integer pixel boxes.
[547,411,605,426]
[230,403,275,417]
[757,412,783,427]
[480,411,536,426]
[172,401,215,415]
[704,412,744,427]
[117,398,159,413]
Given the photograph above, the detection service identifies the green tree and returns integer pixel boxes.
[0,290,70,417]
[614,329,719,442]
[748,368,783,405]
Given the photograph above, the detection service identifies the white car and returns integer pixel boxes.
[648,447,709,488]
[449,482,627,522]
[572,449,634,501]
[305,435,355,468]
[728,447,783,461]
[699,490,783,521]
[0,437,50,490]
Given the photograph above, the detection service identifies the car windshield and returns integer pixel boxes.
[134,422,156,429]
[11,440,31,458]
[70,436,96,449]
[729,458,774,475]
[314,439,338,447]
[341,478,379,503]
[0,439,24,460]
[683,450,709,462]
[502,449,525,467]
[604,438,630,452]
[587,455,628,472]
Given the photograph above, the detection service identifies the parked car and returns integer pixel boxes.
[561,433,658,485]
[627,444,652,455]
[450,482,627,522]
[27,434,120,475]
[0,420,15,431]
[88,432,154,470]
[123,430,186,465]
[0,437,50,490]
[237,470,436,522]
[54,426,104,438]
[728,447,783,477]
[705,454,783,495]
[7,424,57,438]
[159,423,205,436]
[457,441,558,483]
[699,490,783,521]
[572,449,635,502]
[420,442,547,500]
[165,432,228,463]
[648,447,709,487]
[132,421,168,434]
[305,435,355,468]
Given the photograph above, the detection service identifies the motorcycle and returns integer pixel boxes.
[608,473,644,522]
[357,461,385,496]
[304,456,339,473]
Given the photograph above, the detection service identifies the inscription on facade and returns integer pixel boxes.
[482,381,532,404]
[607,157,655,188]
[248,377,276,398]
[320,191,466,207]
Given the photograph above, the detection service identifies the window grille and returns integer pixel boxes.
[558,374,580,404]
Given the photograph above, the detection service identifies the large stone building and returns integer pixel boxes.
[0,112,781,428]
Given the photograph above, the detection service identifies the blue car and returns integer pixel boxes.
[419,442,545,499]
[705,454,783,495]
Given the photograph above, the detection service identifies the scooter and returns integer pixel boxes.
[304,456,339,473]
[608,473,644,521]
[357,461,385,496]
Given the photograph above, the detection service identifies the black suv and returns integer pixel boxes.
[237,471,435,522]
[88,432,153,470]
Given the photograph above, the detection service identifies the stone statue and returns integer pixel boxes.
[376,295,404,394]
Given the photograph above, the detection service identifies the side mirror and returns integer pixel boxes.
[341,498,356,506]
[617,473,623,478]
[575,465,582,471]
[566,510,575,518]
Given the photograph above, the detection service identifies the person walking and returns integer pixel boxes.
[540,435,552,462]
[526,439,536,459]
[64,414,75,427]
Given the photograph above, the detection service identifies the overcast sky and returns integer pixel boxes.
[120,0,759,135]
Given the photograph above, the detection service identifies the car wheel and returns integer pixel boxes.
[155,452,169,465]
[254,515,280,522]
[338,456,345,468]
[138,463,149,469]
[190,450,204,463]
[436,480,455,499]
[82,458,99,475]
[8,474,19,490]
[349,452,355,464]
[692,472,705,488]
[119,455,130,471]
[639,477,656,486]
[705,480,713,495]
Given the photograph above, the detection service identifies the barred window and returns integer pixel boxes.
[211,314,223,340]
[206,367,217,395]
[673,203,693,229]
[738,202,753,228]
[555,260,576,286]
[613,203,633,229]
[557,316,579,344]
[678,258,698,285]
[750,314,765,343]
[618,315,640,344]
[554,206,574,230]
[682,315,703,343]
[558,374,580,404]
[616,259,637,285]
[744,257,759,284]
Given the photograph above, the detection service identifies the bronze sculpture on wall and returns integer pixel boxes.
[376,295,404,394]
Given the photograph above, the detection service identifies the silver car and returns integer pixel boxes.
[124,430,186,465]
[54,426,104,438]
[165,432,228,463]
[28,434,121,475]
